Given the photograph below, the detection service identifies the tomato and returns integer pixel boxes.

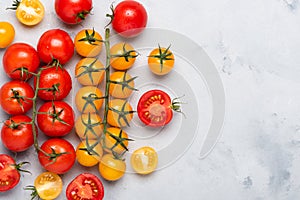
[148,45,175,75]
[37,101,74,137]
[0,154,20,192]
[1,115,37,152]
[3,43,40,80]
[75,113,103,140]
[34,172,63,200]
[131,146,158,175]
[66,173,104,200]
[75,58,105,86]
[76,140,103,167]
[0,22,15,48]
[110,43,138,70]
[110,0,148,38]
[37,29,74,65]
[55,0,93,24]
[74,29,103,57]
[109,71,136,99]
[35,66,72,100]
[107,99,134,127]
[103,127,130,154]
[38,138,76,174]
[0,80,34,115]
[99,154,126,181]
[75,86,104,113]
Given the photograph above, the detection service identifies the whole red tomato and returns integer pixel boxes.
[1,115,37,152]
[3,43,40,80]
[38,138,76,174]
[0,80,34,115]
[37,29,74,65]
[37,101,74,137]
[34,66,72,101]
[111,0,148,38]
[55,0,93,24]
[0,154,21,192]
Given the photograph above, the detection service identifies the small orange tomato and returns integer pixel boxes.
[148,45,175,75]
[0,22,15,48]
[109,71,136,99]
[76,140,103,167]
[107,99,134,127]
[99,154,126,181]
[103,127,130,154]
[75,86,104,113]
[75,113,103,140]
[110,43,138,70]
[74,29,103,57]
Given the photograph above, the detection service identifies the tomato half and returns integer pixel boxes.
[109,71,136,99]
[37,101,74,137]
[148,45,175,75]
[0,80,34,115]
[76,140,103,167]
[75,86,104,113]
[74,29,103,57]
[38,138,76,174]
[0,22,15,48]
[0,154,20,192]
[34,172,63,200]
[107,99,134,127]
[3,43,40,80]
[110,43,138,70]
[1,115,37,152]
[66,173,104,200]
[75,113,103,140]
[103,127,130,155]
[131,146,158,175]
[98,154,126,181]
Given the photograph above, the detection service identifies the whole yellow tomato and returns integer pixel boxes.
[76,140,103,167]
[148,45,175,75]
[110,43,138,70]
[0,22,15,48]
[75,86,104,113]
[109,71,136,99]
[75,113,103,140]
[74,29,103,57]
[99,154,126,181]
[103,127,130,154]
[107,99,134,127]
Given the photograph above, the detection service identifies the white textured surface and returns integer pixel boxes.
[1,0,300,200]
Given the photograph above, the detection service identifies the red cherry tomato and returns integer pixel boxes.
[66,173,104,200]
[37,29,74,65]
[0,154,20,192]
[55,0,93,24]
[37,101,74,137]
[111,0,148,38]
[3,43,40,80]
[38,138,76,174]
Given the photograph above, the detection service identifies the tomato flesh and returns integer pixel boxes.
[0,154,20,192]
[34,172,63,199]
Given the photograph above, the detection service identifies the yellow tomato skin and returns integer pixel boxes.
[76,140,103,167]
[75,86,104,113]
[0,22,15,48]
[74,29,103,57]
[75,113,103,140]
[107,99,133,127]
[110,43,137,70]
[34,172,63,200]
[75,58,105,86]
[16,0,45,26]
[109,71,135,99]
[99,154,126,181]
[131,146,158,175]
[103,127,129,154]
[148,47,175,75]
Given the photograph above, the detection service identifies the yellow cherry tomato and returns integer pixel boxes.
[75,58,105,86]
[110,43,138,70]
[0,22,15,48]
[131,146,158,175]
[74,29,103,57]
[76,140,103,167]
[109,71,136,99]
[103,127,130,154]
[75,113,103,140]
[148,45,175,75]
[99,154,126,181]
[34,171,63,200]
[107,99,134,127]
[75,86,104,113]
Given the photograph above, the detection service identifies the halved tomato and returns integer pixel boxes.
[34,172,63,199]
[131,146,158,175]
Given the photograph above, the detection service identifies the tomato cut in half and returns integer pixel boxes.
[66,173,104,200]
[0,154,20,192]
[131,146,158,175]
[34,172,63,199]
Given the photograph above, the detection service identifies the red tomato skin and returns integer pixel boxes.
[1,115,37,152]
[37,29,74,64]
[37,101,74,137]
[0,154,20,192]
[0,80,34,115]
[112,0,148,38]
[3,43,40,80]
[55,0,93,24]
[38,138,76,174]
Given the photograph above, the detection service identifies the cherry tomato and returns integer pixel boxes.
[109,71,136,99]
[76,140,103,167]
[107,99,134,127]
[131,146,158,175]
[75,86,104,113]
[0,80,34,115]
[110,43,138,70]
[37,29,74,65]
[38,138,76,174]
[3,43,40,80]
[37,101,74,137]
[1,115,37,152]
[148,45,175,75]
[34,172,63,200]
[66,173,104,200]
[55,0,93,24]
[75,58,105,86]
[74,29,103,57]
[111,0,148,38]
[34,66,72,101]
[75,113,103,140]
[99,154,126,181]
[0,22,15,48]
[103,127,130,154]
